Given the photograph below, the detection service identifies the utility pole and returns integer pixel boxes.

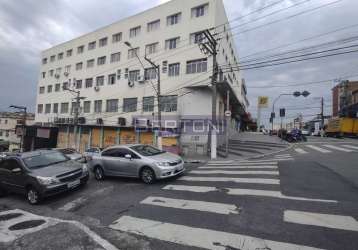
[225,90,230,158]
[320,97,324,128]
[199,29,218,159]
[9,105,27,152]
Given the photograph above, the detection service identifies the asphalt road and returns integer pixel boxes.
[1,136,358,250]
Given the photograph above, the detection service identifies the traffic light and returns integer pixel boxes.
[280,108,285,117]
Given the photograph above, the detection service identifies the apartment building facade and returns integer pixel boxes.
[35,0,248,155]
[332,80,358,118]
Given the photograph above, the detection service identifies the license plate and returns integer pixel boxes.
[67,179,80,189]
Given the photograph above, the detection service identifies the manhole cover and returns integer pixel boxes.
[9,220,46,231]
[0,213,23,221]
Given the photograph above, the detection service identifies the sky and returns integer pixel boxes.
[0,0,357,127]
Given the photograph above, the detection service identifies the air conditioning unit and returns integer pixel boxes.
[96,118,103,125]
[118,117,126,126]
[64,72,69,77]
[78,117,86,124]
[94,86,100,92]
[128,81,134,87]
[137,76,145,83]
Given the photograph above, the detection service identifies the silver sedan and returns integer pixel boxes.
[87,144,185,184]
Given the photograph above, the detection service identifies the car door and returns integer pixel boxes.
[0,159,26,194]
[116,148,141,177]
[100,149,125,176]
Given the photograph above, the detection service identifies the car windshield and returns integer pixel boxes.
[130,145,165,156]
[58,148,77,154]
[23,151,69,169]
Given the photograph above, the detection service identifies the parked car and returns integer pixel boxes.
[0,150,89,204]
[54,148,85,163]
[88,144,185,184]
[84,147,103,162]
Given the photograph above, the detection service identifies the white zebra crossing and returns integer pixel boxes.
[305,145,332,153]
[341,144,358,150]
[294,148,308,154]
[207,162,278,166]
[323,144,354,152]
[199,165,278,169]
[190,170,279,175]
[110,216,324,250]
[178,176,280,184]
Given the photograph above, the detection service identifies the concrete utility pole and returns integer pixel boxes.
[9,105,27,152]
[225,90,230,158]
[321,97,324,128]
[199,29,218,159]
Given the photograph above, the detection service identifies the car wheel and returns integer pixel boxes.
[140,167,156,184]
[94,166,105,181]
[27,187,41,205]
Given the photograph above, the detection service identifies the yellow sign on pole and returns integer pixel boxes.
[258,96,269,108]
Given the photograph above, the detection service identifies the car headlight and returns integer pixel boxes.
[36,176,60,185]
[82,164,88,172]
[156,162,170,167]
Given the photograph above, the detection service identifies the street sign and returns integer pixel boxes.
[225,110,232,117]
[258,96,269,108]
[280,108,285,117]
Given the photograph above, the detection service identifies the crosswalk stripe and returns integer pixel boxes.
[140,196,239,215]
[323,144,354,152]
[59,197,87,211]
[284,210,358,232]
[110,216,324,250]
[294,148,308,154]
[207,162,278,167]
[305,145,332,153]
[199,166,278,169]
[178,176,280,184]
[190,170,279,175]
[162,185,337,203]
[341,144,358,150]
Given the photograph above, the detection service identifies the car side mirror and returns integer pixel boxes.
[124,154,132,160]
[12,168,22,174]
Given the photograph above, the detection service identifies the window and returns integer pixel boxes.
[99,37,108,47]
[76,62,83,71]
[77,45,84,54]
[110,52,121,63]
[49,69,54,77]
[62,82,68,90]
[112,32,122,43]
[42,72,46,79]
[186,58,207,74]
[144,68,157,80]
[47,85,53,93]
[39,87,45,94]
[85,78,93,88]
[130,26,141,38]
[160,95,177,112]
[45,104,51,114]
[94,100,102,113]
[97,56,106,65]
[65,65,71,74]
[129,70,140,82]
[88,41,96,50]
[128,47,139,59]
[55,83,61,92]
[83,101,91,113]
[96,76,104,86]
[145,43,158,55]
[165,37,179,50]
[58,53,63,60]
[147,20,160,32]
[87,59,95,68]
[50,55,56,62]
[143,96,154,112]
[53,103,59,113]
[190,31,205,44]
[168,63,180,77]
[56,67,62,75]
[108,74,116,85]
[191,4,208,18]
[167,13,181,26]
[76,79,82,89]
[106,99,118,112]
[37,104,43,114]
[42,58,47,64]
[61,103,69,113]
[123,98,137,112]
[66,49,72,57]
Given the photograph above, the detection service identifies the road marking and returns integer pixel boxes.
[284,210,358,231]
[341,144,358,150]
[305,145,332,153]
[179,176,280,184]
[140,196,239,215]
[190,170,279,175]
[323,144,354,152]
[207,161,278,166]
[110,216,324,250]
[162,185,337,203]
[199,165,278,169]
[274,154,291,158]
[294,148,308,154]
[59,197,88,211]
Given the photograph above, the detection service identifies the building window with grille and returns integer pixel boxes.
[160,95,177,112]
[97,56,106,65]
[106,99,118,112]
[168,63,180,77]
[165,37,179,50]
[42,72,46,79]
[128,47,139,59]
[65,65,71,74]
[99,37,108,47]
[144,68,157,80]
[58,53,63,60]
[108,74,116,85]
[50,55,56,62]
[45,104,51,114]
[112,32,122,43]
[88,41,96,50]
[145,43,158,55]
[39,87,45,94]
[62,82,68,90]
[49,70,54,77]
[87,59,95,68]
[94,100,102,113]
[130,26,141,38]
[83,101,91,113]
[110,52,121,63]
[55,83,61,92]
[77,45,84,54]
[53,103,59,114]
[76,79,82,89]
[60,103,69,114]
[190,31,205,44]
[47,85,53,93]
[186,58,207,74]
[37,104,43,114]
[143,96,154,112]
[85,78,93,88]
[129,70,140,82]
[191,4,209,18]
[42,58,47,65]
[76,62,83,71]
[123,98,137,112]
[96,76,104,86]
[167,13,181,26]
[66,49,72,57]
[147,20,160,32]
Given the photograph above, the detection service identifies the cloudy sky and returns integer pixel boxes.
[0,0,357,127]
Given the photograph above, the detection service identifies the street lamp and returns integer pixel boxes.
[9,105,27,152]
